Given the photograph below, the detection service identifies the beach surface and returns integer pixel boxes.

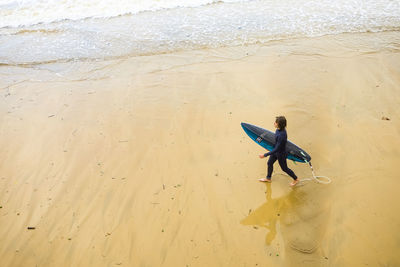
[1,31,400,266]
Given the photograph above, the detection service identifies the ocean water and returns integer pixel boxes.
[0,0,399,65]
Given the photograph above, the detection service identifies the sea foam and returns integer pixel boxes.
[0,0,399,65]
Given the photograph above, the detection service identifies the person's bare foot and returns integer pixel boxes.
[259,178,271,182]
[290,179,299,187]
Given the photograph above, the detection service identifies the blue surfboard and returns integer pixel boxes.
[241,122,311,163]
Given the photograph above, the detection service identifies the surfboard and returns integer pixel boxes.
[241,122,311,163]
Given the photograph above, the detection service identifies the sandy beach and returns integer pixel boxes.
[1,31,400,266]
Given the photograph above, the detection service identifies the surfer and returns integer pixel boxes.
[258,116,299,186]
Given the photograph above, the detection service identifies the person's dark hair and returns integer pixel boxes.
[275,116,287,130]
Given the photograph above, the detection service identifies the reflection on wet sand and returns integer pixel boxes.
[241,177,332,265]
[241,180,296,245]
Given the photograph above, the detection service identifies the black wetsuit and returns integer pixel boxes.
[264,129,297,180]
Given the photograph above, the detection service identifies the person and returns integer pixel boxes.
[258,116,299,186]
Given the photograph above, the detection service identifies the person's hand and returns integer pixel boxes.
[259,154,265,159]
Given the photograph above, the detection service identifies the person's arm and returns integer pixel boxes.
[263,135,284,157]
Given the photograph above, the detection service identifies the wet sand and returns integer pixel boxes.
[0,31,400,266]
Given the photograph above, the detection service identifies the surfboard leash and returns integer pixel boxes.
[300,159,331,184]
[295,151,331,184]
